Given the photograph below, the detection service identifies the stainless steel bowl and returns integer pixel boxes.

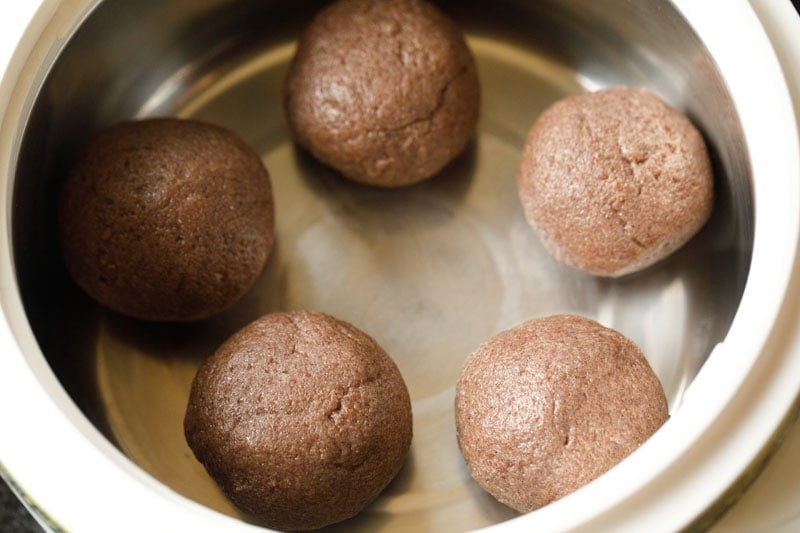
[1,1,799,531]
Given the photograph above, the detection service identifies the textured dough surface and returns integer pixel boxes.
[58,118,275,321]
[455,314,668,512]
[285,0,480,187]
[184,311,413,531]
[516,86,713,277]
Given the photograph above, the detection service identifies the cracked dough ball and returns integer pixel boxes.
[285,0,480,187]
[184,310,413,531]
[516,86,713,277]
[455,314,668,512]
[58,118,274,321]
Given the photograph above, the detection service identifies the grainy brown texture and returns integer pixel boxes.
[184,311,413,531]
[58,118,275,321]
[516,86,713,277]
[285,0,480,187]
[455,314,668,512]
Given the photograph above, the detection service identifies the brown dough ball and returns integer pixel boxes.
[455,314,668,512]
[516,86,713,277]
[285,0,480,187]
[58,118,275,321]
[184,311,413,531]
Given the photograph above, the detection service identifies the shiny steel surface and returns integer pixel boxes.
[12,0,752,530]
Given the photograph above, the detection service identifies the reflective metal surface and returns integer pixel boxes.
[12,0,752,530]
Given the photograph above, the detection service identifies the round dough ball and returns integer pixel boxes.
[184,311,413,531]
[58,118,275,321]
[516,86,713,277]
[455,314,668,512]
[285,0,480,187]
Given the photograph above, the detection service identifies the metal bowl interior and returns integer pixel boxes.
[11,0,752,530]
